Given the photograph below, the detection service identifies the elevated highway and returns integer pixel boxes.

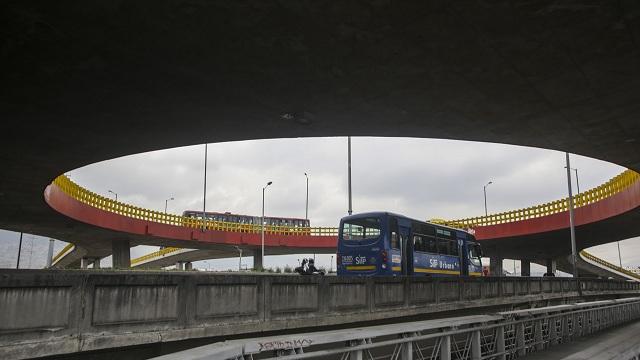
[48,169,640,281]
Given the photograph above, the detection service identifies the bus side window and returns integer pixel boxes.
[391,232,400,250]
[450,240,459,256]
[425,236,437,253]
[413,235,423,252]
[437,239,449,255]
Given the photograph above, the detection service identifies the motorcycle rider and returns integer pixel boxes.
[306,258,324,275]
[295,258,308,275]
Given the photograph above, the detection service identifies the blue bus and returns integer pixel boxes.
[337,212,483,276]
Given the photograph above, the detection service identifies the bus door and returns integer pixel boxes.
[398,219,413,276]
[457,232,469,276]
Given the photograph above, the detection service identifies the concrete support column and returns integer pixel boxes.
[175,261,184,270]
[80,257,90,269]
[185,262,193,271]
[521,260,531,277]
[93,258,101,269]
[254,249,263,270]
[490,257,503,276]
[112,239,131,269]
[46,238,55,268]
[546,259,557,276]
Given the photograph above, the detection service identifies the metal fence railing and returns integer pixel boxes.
[433,170,639,228]
[580,250,640,281]
[150,297,640,360]
[52,175,340,237]
[51,243,75,266]
[130,247,185,266]
[51,169,639,268]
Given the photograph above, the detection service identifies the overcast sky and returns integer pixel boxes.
[0,137,638,274]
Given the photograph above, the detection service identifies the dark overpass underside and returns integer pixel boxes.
[2,1,640,251]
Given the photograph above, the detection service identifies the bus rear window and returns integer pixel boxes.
[342,218,381,241]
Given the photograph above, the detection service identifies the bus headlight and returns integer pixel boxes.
[381,264,387,269]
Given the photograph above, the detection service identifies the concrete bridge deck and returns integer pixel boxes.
[1,270,639,359]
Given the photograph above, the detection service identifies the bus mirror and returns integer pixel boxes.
[477,245,483,257]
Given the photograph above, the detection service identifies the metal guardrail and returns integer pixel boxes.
[51,170,639,267]
[51,243,75,265]
[52,175,339,237]
[580,250,640,281]
[53,170,639,233]
[434,170,640,228]
[130,247,184,266]
[151,297,640,360]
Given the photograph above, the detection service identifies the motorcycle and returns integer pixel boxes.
[295,258,325,276]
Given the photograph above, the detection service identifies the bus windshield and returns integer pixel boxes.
[341,217,382,241]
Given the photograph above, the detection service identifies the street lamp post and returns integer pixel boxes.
[348,137,353,215]
[261,181,272,270]
[234,246,243,271]
[565,153,579,278]
[304,172,309,220]
[483,181,492,216]
[16,232,23,269]
[617,242,623,268]
[565,167,580,194]
[164,197,174,213]
[330,255,334,273]
[108,190,118,201]
[202,143,208,232]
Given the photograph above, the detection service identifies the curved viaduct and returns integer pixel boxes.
[47,170,640,281]
[2,2,640,266]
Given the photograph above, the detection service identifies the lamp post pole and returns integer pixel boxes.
[565,153,579,278]
[16,232,23,269]
[304,172,309,220]
[348,137,352,215]
[483,181,492,216]
[261,181,272,270]
[617,242,623,268]
[164,197,174,213]
[202,143,208,232]
[234,246,243,271]
[108,190,118,201]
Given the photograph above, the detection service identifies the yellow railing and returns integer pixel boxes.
[51,243,75,265]
[52,175,339,264]
[52,175,339,236]
[53,169,639,266]
[580,250,640,280]
[131,247,184,266]
[433,170,640,229]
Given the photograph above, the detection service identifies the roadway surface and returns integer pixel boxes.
[525,320,640,360]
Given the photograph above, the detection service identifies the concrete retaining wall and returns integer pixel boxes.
[0,270,638,359]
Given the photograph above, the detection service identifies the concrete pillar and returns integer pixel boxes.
[93,258,101,269]
[185,262,193,271]
[112,239,131,268]
[490,257,503,276]
[80,257,90,269]
[546,259,557,275]
[46,239,55,268]
[175,261,184,270]
[253,249,263,270]
[521,260,531,277]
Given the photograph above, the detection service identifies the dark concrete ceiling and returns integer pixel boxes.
[1,1,640,244]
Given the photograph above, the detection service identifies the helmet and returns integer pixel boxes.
[308,258,315,264]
